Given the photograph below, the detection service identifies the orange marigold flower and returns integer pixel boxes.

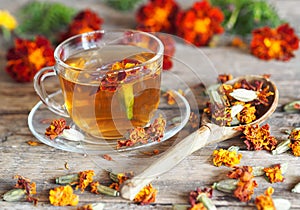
[49,185,79,206]
[45,118,70,140]
[227,166,253,179]
[76,170,95,192]
[59,9,103,42]
[250,23,299,61]
[136,0,180,33]
[133,184,157,205]
[5,36,55,83]
[189,187,212,209]
[176,0,224,46]
[218,74,233,84]
[212,148,242,167]
[263,164,285,183]
[255,187,275,210]
[240,124,277,151]
[163,89,183,105]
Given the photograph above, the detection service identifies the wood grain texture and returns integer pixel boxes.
[1,0,300,209]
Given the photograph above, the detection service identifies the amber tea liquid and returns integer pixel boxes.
[58,46,161,139]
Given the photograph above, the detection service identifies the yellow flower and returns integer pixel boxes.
[0,10,17,30]
[76,170,95,192]
[49,185,79,206]
[212,148,242,167]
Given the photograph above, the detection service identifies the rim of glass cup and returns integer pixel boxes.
[54,29,164,73]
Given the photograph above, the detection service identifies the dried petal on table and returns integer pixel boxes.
[76,170,95,192]
[189,187,215,210]
[288,128,300,156]
[90,182,120,197]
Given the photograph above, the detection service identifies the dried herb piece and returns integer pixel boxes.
[255,187,275,210]
[133,184,157,205]
[176,1,224,46]
[90,182,120,197]
[283,100,300,113]
[49,185,79,206]
[288,128,300,156]
[45,118,70,140]
[272,139,291,155]
[109,171,134,191]
[163,89,184,105]
[78,203,105,210]
[212,146,242,167]
[55,170,95,192]
[212,179,238,193]
[103,154,113,161]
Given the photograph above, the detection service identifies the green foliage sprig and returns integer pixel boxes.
[105,0,143,11]
[210,0,284,36]
[16,1,77,42]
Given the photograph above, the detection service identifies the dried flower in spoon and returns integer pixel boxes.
[205,76,274,127]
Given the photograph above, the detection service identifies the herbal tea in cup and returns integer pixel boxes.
[34,30,164,139]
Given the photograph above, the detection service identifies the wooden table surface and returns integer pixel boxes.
[1,1,300,209]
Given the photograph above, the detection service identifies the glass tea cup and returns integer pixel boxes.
[34,30,164,140]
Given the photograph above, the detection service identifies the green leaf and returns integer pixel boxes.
[15,1,77,43]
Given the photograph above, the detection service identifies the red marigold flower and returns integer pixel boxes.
[59,9,103,42]
[136,0,180,33]
[5,36,55,83]
[250,23,299,61]
[176,0,224,46]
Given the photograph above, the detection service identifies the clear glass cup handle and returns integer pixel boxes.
[34,66,69,118]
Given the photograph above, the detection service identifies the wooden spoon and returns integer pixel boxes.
[120,75,279,200]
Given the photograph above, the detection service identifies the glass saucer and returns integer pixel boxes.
[28,88,190,154]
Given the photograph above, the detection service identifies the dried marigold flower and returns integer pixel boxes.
[59,9,103,42]
[45,118,70,140]
[90,182,119,197]
[250,23,299,61]
[289,140,300,156]
[239,124,278,151]
[109,171,134,191]
[6,36,55,82]
[176,0,224,46]
[0,10,17,30]
[234,178,258,202]
[163,89,179,105]
[189,112,199,129]
[76,170,95,192]
[263,164,285,183]
[133,184,157,205]
[49,185,79,206]
[136,0,180,33]
[212,147,242,167]
[255,187,275,210]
